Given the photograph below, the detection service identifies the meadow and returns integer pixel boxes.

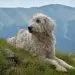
[0,39,75,75]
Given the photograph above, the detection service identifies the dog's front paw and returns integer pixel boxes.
[56,66,67,72]
[67,66,75,70]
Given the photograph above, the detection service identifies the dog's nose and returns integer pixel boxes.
[28,26,33,33]
[28,26,33,30]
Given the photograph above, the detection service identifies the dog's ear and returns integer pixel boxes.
[44,17,56,36]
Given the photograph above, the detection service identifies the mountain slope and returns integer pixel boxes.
[0,39,75,75]
[0,4,75,52]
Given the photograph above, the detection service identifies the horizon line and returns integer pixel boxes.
[0,4,75,8]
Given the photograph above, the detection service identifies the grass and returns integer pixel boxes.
[0,38,75,75]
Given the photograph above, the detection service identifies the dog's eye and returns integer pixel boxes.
[36,19,41,23]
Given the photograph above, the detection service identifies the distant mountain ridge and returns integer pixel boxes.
[0,4,75,52]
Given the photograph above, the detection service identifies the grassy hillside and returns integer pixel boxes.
[0,39,75,75]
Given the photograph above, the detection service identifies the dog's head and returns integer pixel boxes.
[28,13,55,36]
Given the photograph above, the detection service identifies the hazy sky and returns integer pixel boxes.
[0,0,75,8]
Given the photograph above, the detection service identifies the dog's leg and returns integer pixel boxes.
[45,58,67,72]
[55,57,75,69]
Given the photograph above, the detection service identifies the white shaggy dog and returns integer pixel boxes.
[7,13,74,72]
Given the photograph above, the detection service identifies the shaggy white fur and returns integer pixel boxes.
[7,13,74,72]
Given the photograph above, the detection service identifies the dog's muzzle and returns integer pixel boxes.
[28,26,33,33]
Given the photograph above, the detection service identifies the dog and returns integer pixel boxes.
[7,13,74,72]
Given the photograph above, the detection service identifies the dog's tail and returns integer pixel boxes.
[7,36,16,46]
